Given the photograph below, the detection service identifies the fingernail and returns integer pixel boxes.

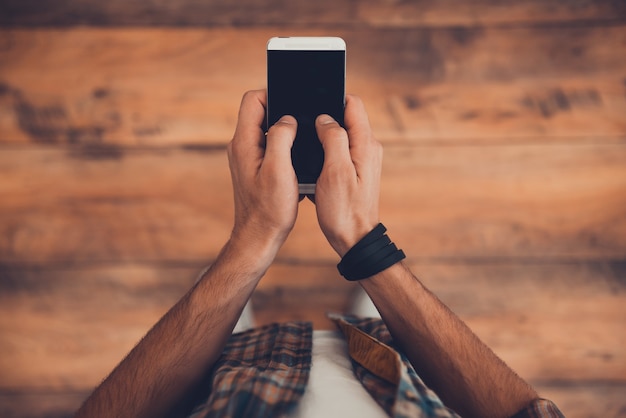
[317,114,335,125]
[278,115,296,124]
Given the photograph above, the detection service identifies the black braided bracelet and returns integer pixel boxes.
[337,223,406,281]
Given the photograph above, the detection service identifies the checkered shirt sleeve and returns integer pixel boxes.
[187,321,312,418]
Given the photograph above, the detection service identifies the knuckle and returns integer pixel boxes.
[267,122,293,138]
[226,140,234,157]
[240,89,265,108]
[323,162,346,179]
[322,125,348,141]
[347,94,363,106]
[375,140,383,156]
[227,138,239,157]
[241,90,257,102]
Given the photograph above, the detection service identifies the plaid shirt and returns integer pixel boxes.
[188,315,564,418]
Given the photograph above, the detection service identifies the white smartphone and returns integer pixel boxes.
[267,36,346,195]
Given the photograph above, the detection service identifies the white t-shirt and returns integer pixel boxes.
[284,330,388,418]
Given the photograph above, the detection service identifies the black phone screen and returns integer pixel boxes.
[267,49,345,185]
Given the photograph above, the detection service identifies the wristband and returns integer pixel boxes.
[337,223,406,281]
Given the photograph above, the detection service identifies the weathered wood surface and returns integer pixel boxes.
[1,27,625,146]
[0,261,624,417]
[2,383,626,418]
[1,144,625,264]
[1,2,625,417]
[537,383,626,418]
[1,0,624,27]
[0,391,90,418]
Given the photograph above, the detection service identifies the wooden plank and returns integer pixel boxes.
[1,27,625,146]
[1,145,625,263]
[378,144,626,261]
[357,0,626,28]
[1,383,625,418]
[0,391,88,418]
[0,148,235,264]
[1,386,625,418]
[0,0,623,27]
[378,79,626,143]
[0,261,623,391]
[0,263,201,392]
[535,382,626,418]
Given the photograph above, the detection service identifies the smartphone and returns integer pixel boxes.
[267,36,346,195]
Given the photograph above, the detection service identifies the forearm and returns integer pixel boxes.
[75,236,278,418]
[360,262,537,418]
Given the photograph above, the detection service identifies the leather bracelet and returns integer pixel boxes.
[337,223,406,281]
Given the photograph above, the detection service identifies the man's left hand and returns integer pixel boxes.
[227,89,299,250]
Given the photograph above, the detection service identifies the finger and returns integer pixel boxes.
[315,114,353,172]
[344,94,372,136]
[343,94,382,181]
[264,115,297,171]
[231,90,267,159]
[344,94,373,147]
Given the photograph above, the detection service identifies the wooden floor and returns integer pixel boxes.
[1,1,625,417]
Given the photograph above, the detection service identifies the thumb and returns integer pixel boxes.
[316,114,352,170]
[264,115,297,169]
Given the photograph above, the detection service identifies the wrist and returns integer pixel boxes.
[327,220,380,257]
[226,226,285,274]
[336,223,406,281]
[359,262,424,305]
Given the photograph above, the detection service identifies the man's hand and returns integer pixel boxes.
[228,90,299,251]
[314,95,383,256]
[314,95,541,418]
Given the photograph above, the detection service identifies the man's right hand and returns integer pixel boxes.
[313,95,383,256]
[315,98,546,418]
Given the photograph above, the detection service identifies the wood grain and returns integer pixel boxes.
[1,145,624,264]
[0,391,89,418]
[536,383,626,418]
[1,367,624,416]
[1,4,625,417]
[357,0,626,28]
[0,263,201,391]
[2,383,625,418]
[0,0,624,27]
[1,27,625,146]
